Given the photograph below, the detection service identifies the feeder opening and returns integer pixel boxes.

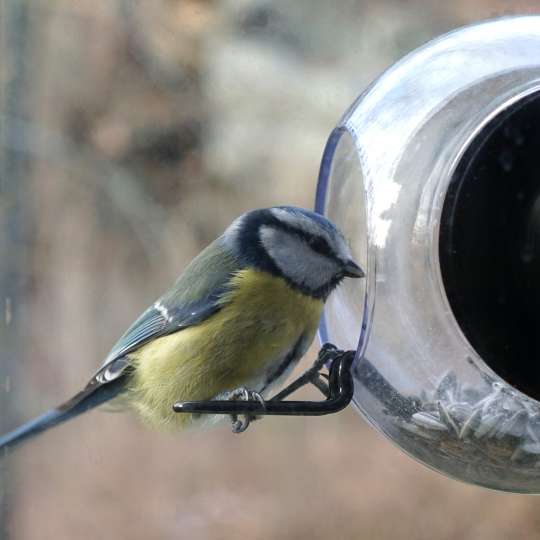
[440,89,540,400]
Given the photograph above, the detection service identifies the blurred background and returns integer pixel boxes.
[1,1,540,539]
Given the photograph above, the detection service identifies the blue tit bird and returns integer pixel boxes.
[0,206,364,450]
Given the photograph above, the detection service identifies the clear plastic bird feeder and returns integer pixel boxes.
[316,16,540,492]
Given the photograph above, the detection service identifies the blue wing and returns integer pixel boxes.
[95,238,239,383]
[101,288,227,366]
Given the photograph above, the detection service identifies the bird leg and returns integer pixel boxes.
[269,343,338,402]
[223,345,338,432]
[224,387,266,433]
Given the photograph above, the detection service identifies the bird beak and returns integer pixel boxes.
[343,259,365,278]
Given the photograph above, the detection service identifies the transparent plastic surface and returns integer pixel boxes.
[316,16,540,492]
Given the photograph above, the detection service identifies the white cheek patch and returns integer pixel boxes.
[260,226,339,291]
[270,207,352,263]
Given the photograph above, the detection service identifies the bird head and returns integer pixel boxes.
[223,206,364,299]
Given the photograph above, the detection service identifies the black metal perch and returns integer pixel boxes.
[173,344,356,418]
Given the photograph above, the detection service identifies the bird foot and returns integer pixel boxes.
[224,387,266,433]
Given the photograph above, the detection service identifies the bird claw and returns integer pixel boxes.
[225,387,266,433]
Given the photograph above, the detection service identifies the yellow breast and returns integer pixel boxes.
[126,269,323,430]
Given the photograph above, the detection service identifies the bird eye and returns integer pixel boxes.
[308,236,332,256]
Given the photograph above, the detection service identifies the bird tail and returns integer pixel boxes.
[0,377,125,453]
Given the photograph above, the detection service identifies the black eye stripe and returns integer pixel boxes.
[257,216,337,258]
[307,236,332,256]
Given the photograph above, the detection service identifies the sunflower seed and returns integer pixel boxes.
[399,421,438,440]
[474,412,505,439]
[412,412,448,431]
[438,401,459,435]
[459,408,483,440]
